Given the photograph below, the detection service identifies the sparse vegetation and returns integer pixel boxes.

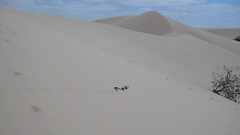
[212,66,240,103]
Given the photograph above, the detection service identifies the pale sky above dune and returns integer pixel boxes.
[0,0,240,28]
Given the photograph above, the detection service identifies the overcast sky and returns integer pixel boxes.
[0,0,240,28]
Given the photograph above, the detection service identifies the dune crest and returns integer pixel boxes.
[95,10,173,36]
[96,11,240,56]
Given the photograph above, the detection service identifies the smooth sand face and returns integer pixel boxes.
[1,6,240,135]
[95,10,240,56]
[95,11,173,36]
[202,28,240,39]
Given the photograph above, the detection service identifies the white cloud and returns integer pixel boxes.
[140,8,153,12]
[108,0,209,7]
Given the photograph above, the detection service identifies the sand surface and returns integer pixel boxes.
[202,28,240,39]
[1,6,240,135]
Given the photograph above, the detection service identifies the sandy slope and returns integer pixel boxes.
[95,11,240,56]
[202,28,240,39]
[95,11,173,36]
[0,6,240,135]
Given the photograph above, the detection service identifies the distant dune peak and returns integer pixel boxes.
[95,10,174,36]
[143,10,160,14]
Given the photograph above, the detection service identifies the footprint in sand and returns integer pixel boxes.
[30,105,41,112]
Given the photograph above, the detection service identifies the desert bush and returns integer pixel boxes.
[212,66,240,102]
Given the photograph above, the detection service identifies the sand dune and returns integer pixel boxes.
[1,6,240,135]
[95,10,240,56]
[202,28,240,39]
[95,11,173,36]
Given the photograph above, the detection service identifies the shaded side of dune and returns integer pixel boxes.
[95,11,173,36]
